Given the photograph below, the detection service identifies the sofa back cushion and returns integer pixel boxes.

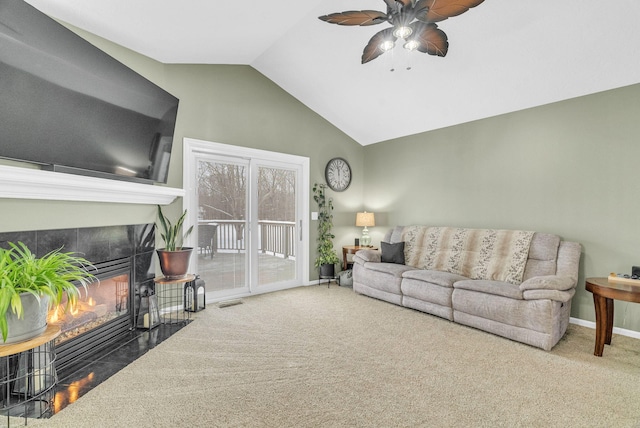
[386,226,405,244]
[401,226,535,285]
[522,233,560,280]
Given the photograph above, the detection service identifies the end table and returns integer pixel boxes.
[585,277,640,356]
[342,245,378,271]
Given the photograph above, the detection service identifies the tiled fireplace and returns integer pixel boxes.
[0,224,155,376]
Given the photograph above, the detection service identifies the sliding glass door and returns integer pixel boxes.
[184,139,309,301]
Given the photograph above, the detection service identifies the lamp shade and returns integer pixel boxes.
[356,212,375,227]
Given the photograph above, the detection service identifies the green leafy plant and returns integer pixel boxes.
[0,242,95,342]
[157,205,194,251]
[313,183,341,268]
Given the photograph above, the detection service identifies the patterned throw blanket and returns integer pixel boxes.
[401,226,535,285]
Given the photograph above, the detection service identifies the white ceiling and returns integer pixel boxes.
[24,0,640,146]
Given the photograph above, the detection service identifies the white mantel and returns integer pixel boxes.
[0,165,184,205]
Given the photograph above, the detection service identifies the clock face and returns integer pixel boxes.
[325,157,352,192]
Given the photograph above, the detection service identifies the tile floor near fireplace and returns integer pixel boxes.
[52,323,188,415]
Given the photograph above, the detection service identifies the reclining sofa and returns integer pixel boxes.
[353,226,581,351]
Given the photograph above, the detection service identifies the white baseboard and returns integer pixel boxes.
[570,317,640,340]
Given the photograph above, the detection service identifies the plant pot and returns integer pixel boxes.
[157,248,193,280]
[319,263,335,279]
[4,293,50,344]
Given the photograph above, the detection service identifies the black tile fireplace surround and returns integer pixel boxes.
[0,223,156,377]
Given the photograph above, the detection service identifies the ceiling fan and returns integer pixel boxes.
[318,0,485,64]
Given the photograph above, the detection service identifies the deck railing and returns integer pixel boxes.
[198,219,296,259]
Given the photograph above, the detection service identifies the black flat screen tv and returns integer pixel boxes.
[0,0,179,183]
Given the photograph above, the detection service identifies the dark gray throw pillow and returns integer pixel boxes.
[381,241,405,264]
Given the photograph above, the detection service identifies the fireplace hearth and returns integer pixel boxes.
[0,224,156,377]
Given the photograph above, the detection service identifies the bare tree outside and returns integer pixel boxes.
[198,164,295,223]
[196,160,297,292]
[257,167,296,222]
[198,162,246,222]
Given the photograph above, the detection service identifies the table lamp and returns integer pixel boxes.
[356,212,375,247]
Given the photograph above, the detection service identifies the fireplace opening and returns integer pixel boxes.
[51,257,134,375]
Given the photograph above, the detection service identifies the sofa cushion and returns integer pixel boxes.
[528,233,560,260]
[364,262,415,278]
[381,241,405,264]
[389,226,405,244]
[402,226,534,285]
[453,279,524,300]
[452,288,563,335]
[522,233,560,280]
[402,269,468,288]
[354,249,381,264]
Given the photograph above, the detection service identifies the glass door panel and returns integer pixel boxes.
[196,157,249,298]
[256,165,298,288]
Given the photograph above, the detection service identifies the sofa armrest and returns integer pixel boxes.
[519,240,581,302]
[519,275,576,292]
[353,249,381,265]
[520,274,577,302]
[523,288,576,303]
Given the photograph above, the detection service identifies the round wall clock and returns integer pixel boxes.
[325,157,352,192]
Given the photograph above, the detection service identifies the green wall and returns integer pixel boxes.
[0,25,365,280]
[363,83,640,332]
[3,21,640,331]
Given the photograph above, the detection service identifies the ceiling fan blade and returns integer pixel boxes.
[414,0,485,23]
[361,28,397,64]
[410,23,448,56]
[319,10,388,26]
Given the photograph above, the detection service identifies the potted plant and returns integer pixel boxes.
[156,205,195,279]
[313,183,341,279]
[0,242,95,344]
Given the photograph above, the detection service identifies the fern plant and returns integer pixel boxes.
[157,205,194,251]
[0,242,95,342]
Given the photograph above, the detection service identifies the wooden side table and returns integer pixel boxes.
[585,277,640,356]
[342,245,378,271]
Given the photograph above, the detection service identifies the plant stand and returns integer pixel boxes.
[0,325,60,426]
[319,265,335,288]
[154,275,195,325]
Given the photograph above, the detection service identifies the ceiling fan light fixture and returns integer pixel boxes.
[379,40,395,51]
[392,25,412,39]
[403,39,419,51]
[319,0,486,64]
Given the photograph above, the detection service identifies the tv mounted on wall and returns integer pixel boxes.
[0,0,179,184]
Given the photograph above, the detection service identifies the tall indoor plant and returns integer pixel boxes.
[156,205,195,279]
[313,183,341,279]
[0,242,95,343]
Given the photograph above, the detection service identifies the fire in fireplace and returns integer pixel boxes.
[51,257,134,374]
[49,273,129,345]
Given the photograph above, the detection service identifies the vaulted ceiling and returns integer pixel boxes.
[24,0,640,146]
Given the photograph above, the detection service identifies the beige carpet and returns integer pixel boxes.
[30,285,640,427]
